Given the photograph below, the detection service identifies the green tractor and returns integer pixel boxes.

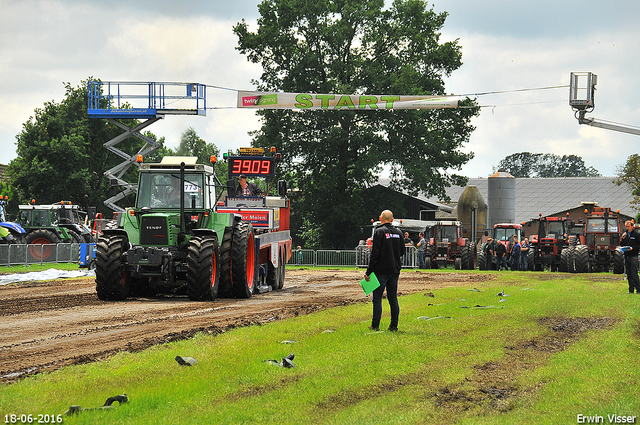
[95,153,291,301]
[16,201,94,260]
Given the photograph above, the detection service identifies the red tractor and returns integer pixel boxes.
[423,220,475,270]
[526,214,571,272]
[477,223,525,270]
[569,207,624,274]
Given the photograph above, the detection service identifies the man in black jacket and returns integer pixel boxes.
[364,210,404,331]
[236,174,263,196]
[495,240,507,271]
[620,220,640,294]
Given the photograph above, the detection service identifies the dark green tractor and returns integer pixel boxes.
[94,156,258,301]
[17,201,94,260]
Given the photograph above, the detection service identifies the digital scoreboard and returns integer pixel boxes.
[227,156,275,178]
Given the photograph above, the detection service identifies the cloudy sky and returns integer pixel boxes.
[1,0,639,182]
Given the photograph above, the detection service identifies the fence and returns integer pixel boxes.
[0,243,418,269]
[0,243,82,267]
[290,246,418,269]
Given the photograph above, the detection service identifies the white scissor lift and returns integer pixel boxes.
[87,81,207,211]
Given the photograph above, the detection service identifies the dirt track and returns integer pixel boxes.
[0,269,493,383]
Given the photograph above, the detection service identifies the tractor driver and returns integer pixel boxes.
[166,178,183,208]
[236,174,263,197]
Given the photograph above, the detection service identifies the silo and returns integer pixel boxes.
[457,185,487,242]
[487,170,515,229]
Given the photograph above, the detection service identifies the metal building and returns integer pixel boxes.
[487,170,516,229]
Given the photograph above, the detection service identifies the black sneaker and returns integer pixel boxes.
[369,326,379,331]
[388,326,398,332]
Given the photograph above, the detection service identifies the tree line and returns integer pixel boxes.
[2,0,636,248]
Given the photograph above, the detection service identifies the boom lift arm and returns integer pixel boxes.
[570,72,640,136]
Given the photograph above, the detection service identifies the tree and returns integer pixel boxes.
[614,154,640,215]
[8,80,165,214]
[173,127,219,164]
[234,0,479,248]
[494,152,601,178]
[170,127,229,181]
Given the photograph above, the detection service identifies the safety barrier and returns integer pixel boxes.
[0,243,81,266]
[290,246,417,269]
[0,243,417,269]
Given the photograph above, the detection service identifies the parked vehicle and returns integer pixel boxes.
[423,220,475,270]
[0,197,26,244]
[570,207,624,274]
[16,201,94,260]
[477,223,525,270]
[526,214,571,271]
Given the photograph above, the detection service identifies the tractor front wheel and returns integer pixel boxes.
[95,235,130,300]
[613,248,624,274]
[562,246,575,273]
[186,235,220,301]
[573,245,590,273]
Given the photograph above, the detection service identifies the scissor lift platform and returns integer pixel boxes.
[88,81,206,119]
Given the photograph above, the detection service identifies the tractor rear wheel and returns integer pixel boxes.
[217,227,235,298]
[477,250,487,270]
[26,229,61,261]
[186,235,220,301]
[231,222,256,299]
[613,248,624,274]
[95,235,130,300]
[573,245,590,273]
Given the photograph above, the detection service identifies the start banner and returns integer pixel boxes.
[237,91,459,110]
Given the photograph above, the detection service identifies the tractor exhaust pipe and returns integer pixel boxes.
[180,162,186,244]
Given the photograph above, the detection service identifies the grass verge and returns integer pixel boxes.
[0,262,80,274]
[1,272,638,424]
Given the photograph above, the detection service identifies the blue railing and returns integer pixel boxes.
[87,81,207,119]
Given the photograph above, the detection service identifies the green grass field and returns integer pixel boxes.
[0,263,80,274]
[1,271,639,424]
